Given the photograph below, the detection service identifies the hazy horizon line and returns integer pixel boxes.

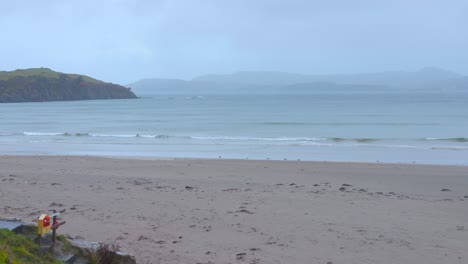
[132,66,466,83]
[1,65,466,85]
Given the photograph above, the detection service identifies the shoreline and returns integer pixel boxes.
[1,153,467,167]
[1,155,467,263]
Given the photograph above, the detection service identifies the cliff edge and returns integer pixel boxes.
[0,68,137,103]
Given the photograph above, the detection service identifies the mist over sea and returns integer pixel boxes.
[1,91,467,165]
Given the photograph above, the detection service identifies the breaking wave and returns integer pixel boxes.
[260,122,440,126]
[424,137,468,142]
[1,133,465,148]
[189,136,328,141]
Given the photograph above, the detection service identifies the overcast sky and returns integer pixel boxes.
[1,0,467,84]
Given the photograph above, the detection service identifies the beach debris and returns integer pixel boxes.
[235,209,254,214]
[138,235,149,241]
[358,188,367,192]
[342,183,353,187]
[185,186,194,190]
[339,187,346,191]
[223,188,239,191]
[464,195,468,198]
[132,178,152,185]
[441,189,451,192]
[236,252,247,260]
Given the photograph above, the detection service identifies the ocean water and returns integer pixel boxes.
[0,92,467,164]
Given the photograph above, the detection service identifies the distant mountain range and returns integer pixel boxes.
[128,67,468,95]
[0,68,137,103]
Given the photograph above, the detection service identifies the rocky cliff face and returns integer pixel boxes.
[0,68,137,103]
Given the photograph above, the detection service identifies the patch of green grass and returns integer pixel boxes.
[0,251,8,263]
[0,228,61,264]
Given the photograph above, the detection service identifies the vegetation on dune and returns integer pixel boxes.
[0,228,61,264]
[0,228,135,264]
[86,243,122,264]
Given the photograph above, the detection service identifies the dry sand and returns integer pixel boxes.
[0,155,467,264]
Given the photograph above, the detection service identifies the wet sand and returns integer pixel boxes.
[0,155,467,264]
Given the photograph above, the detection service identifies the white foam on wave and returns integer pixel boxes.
[91,134,138,138]
[297,141,422,149]
[21,132,174,139]
[190,136,327,141]
[23,132,64,136]
[90,133,173,139]
[15,132,468,151]
[136,134,171,138]
[431,146,468,150]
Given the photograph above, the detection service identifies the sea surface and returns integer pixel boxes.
[1,91,467,164]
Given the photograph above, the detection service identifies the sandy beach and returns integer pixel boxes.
[0,156,467,264]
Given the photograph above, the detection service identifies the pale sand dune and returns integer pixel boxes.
[0,156,467,264]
